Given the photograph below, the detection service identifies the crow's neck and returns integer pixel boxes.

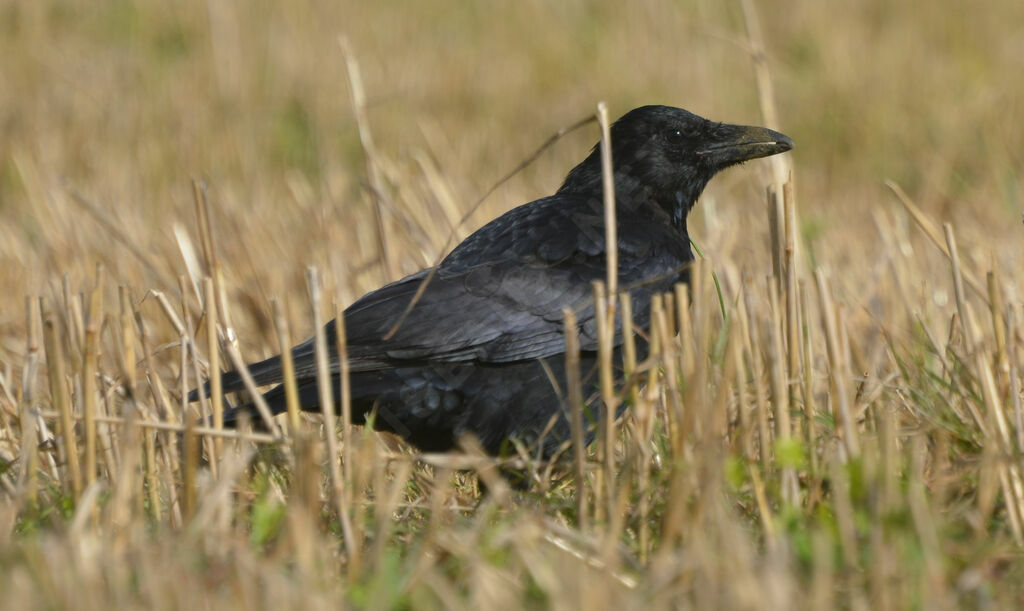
[559,164,710,235]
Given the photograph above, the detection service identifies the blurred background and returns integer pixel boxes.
[1,0,1021,354]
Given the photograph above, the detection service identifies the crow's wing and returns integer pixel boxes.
[211,192,689,394]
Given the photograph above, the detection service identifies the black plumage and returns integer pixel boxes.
[190,105,793,456]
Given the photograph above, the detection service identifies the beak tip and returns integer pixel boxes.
[773,131,795,153]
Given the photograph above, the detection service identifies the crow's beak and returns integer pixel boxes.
[697,124,794,167]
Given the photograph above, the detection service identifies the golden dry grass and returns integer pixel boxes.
[1,0,1024,608]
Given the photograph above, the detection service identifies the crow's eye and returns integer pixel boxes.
[666,129,685,144]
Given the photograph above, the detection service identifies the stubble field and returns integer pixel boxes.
[1,1,1023,608]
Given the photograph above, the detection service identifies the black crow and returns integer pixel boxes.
[190,105,793,457]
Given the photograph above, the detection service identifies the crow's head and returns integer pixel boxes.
[560,105,793,230]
